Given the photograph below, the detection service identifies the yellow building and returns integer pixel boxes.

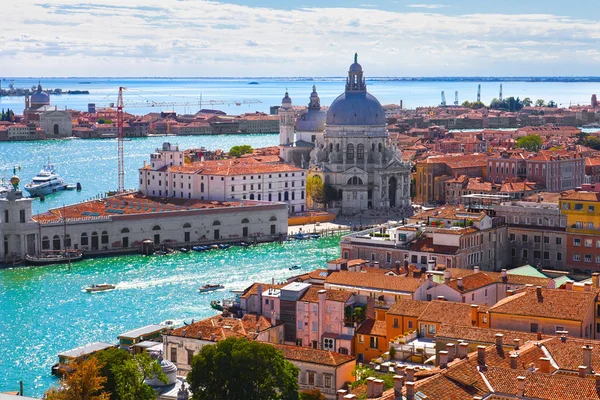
[355,318,388,363]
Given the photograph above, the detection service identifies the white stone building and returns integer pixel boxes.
[40,109,73,138]
[139,143,307,214]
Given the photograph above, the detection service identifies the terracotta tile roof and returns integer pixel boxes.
[542,336,600,372]
[412,206,487,222]
[489,287,597,321]
[325,271,425,293]
[407,237,460,255]
[485,271,552,287]
[356,318,387,337]
[435,324,545,346]
[444,272,496,293]
[240,283,285,299]
[387,298,430,317]
[306,269,331,281]
[165,157,303,176]
[167,314,272,341]
[418,300,475,326]
[273,344,355,367]
[299,286,354,303]
[560,191,600,202]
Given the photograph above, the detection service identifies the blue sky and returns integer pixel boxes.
[3,0,600,77]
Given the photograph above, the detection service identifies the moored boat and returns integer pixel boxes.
[289,265,301,271]
[85,283,116,292]
[217,244,230,250]
[210,300,224,311]
[24,159,71,197]
[25,250,83,266]
[199,284,224,293]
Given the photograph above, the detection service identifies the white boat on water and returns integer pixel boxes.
[198,284,224,293]
[85,283,116,293]
[24,160,69,197]
[0,183,10,198]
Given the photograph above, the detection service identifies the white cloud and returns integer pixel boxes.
[1,0,599,76]
[406,4,448,9]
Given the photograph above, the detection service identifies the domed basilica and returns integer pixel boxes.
[279,54,411,215]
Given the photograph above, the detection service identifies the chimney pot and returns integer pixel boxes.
[373,379,384,397]
[446,343,456,362]
[458,277,463,289]
[517,376,526,396]
[495,333,504,348]
[583,345,593,373]
[405,366,415,382]
[406,381,415,400]
[437,296,446,301]
[536,286,543,301]
[459,342,469,359]
[393,375,404,396]
[579,365,588,378]
[337,390,348,400]
[474,265,480,273]
[539,357,551,374]
[513,338,520,350]
[477,345,486,366]
[366,377,376,398]
[537,332,542,340]
[584,282,592,292]
[510,354,519,369]
[439,350,449,368]
[443,269,452,282]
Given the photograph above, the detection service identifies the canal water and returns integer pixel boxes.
[0,134,279,213]
[0,236,341,396]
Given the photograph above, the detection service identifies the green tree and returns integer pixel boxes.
[187,337,299,400]
[229,144,254,158]
[534,99,546,107]
[522,97,533,107]
[93,347,132,400]
[516,134,543,152]
[45,358,110,400]
[547,100,557,108]
[306,175,324,208]
[323,183,340,206]
[113,352,166,400]
[299,389,326,400]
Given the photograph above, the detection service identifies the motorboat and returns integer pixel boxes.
[0,182,11,198]
[199,284,225,293]
[85,283,116,293]
[210,300,223,311]
[179,248,189,253]
[25,250,83,266]
[289,265,301,271]
[309,234,321,239]
[217,244,230,250]
[24,160,70,197]
[238,241,250,248]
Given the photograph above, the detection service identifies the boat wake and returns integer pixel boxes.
[115,274,204,290]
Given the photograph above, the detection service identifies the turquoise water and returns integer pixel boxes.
[0,134,278,213]
[0,236,341,396]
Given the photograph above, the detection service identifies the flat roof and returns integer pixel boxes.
[0,394,40,400]
[281,282,311,292]
[58,342,115,359]
[133,340,163,350]
[118,324,165,339]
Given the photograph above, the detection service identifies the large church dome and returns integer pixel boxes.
[31,83,50,107]
[325,54,385,127]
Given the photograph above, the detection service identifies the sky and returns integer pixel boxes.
[2,0,600,77]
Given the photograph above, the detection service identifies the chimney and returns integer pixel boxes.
[439,350,449,368]
[514,338,521,350]
[405,381,415,400]
[337,390,348,400]
[474,265,480,273]
[257,284,263,314]
[536,287,543,302]
[393,375,404,397]
[318,289,326,342]
[517,376,526,397]
[560,332,567,343]
[510,354,519,369]
[444,269,452,283]
[539,357,551,373]
[427,259,435,271]
[458,277,464,290]
[477,345,486,366]
[584,282,592,292]
[537,332,543,340]
[459,342,469,359]
[405,366,415,382]
[579,365,587,378]
[566,281,573,291]
[595,374,600,392]
[583,345,593,373]
[366,377,376,398]
[270,310,276,326]
[373,379,384,397]
[594,272,600,289]
[495,333,504,348]
[437,296,446,301]
[446,343,456,362]
[501,269,508,282]
[471,304,479,326]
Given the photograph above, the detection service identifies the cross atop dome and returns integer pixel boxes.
[346,53,366,92]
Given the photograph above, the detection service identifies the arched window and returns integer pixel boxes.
[250,194,255,200]
[336,143,340,152]
[64,234,71,248]
[347,144,354,161]
[269,216,277,221]
[53,235,61,250]
[292,192,295,200]
[329,143,333,152]
[121,228,130,234]
[378,143,383,152]
[152,225,161,231]
[101,231,109,244]
[241,218,249,224]
[268,193,272,201]
[42,236,49,250]
[212,221,221,226]
[183,223,191,228]
[347,176,363,185]
[80,233,88,246]
[357,144,364,160]
[278,193,282,201]
[258,194,261,201]
[284,191,289,201]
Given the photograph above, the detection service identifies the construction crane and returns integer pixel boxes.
[454,91,459,106]
[117,87,125,193]
[440,91,447,107]
[499,84,503,101]
[477,84,481,103]
[107,96,261,110]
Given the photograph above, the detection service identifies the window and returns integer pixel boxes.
[556,237,562,245]
[471,293,475,301]
[585,254,592,263]
[371,253,376,261]
[408,321,413,329]
[534,236,541,243]
[522,234,528,242]
[20,210,25,223]
[308,372,315,386]
[386,252,392,263]
[428,324,436,335]
[358,335,364,343]
[589,205,596,212]
[574,238,581,246]
[3,210,8,223]
[575,203,584,210]
[509,233,515,241]
[576,222,584,228]
[357,144,364,160]
[312,322,318,332]
[586,239,593,247]
[324,375,332,388]
[297,303,303,312]
[544,251,550,260]
[370,336,379,349]
[523,249,528,258]
[346,144,354,161]
[171,347,177,363]
[534,251,541,259]
[557,252,562,261]
[544,236,550,244]
[297,320,303,330]
[420,256,427,264]
[588,222,595,230]
[101,231,109,245]
[511,248,516,257]
[42,236,50,250]
[574,254,581,262]
[187,350,194,365]
[530,323,539,333]
[393,318,399,328]
[81,233,88,246]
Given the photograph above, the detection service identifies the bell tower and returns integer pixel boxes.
[279,91,294,146]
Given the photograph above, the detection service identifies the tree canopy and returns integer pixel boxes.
[229,144,254,158]
[93,347,132,400]
[299,389,326,400]
[516,134,543,152]
[113,352,166,400]
[306,175,324,208]
[187,337,299,400]
[45,357,110,400]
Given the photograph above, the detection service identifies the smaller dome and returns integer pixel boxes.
[145,356,177,387]
[281,91,292,105]
[349,62,362,73]
[310,85,319,98]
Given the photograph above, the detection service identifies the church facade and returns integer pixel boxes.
[278,55,412,216]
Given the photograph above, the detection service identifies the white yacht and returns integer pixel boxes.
[0,182,10,198]
[24,161,68,197]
